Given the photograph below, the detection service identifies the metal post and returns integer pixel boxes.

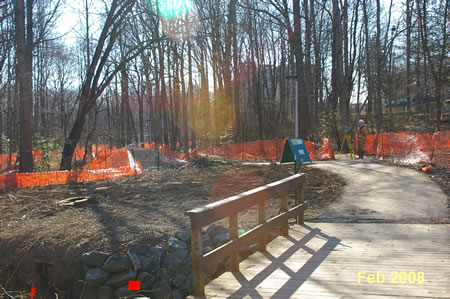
[286,74,298,138]
[157,144,160,171]
[295,80,298,138]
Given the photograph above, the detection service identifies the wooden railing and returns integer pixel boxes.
[185,173,307,296]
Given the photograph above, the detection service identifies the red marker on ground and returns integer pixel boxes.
[128,280,140,291]
[29,287,36,298]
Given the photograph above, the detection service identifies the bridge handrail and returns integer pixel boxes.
[185,173,307,296]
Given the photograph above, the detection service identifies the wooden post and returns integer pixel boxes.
[281,192,288,236]
[296,184,304,224]
[258,202,266,252]
[229,214,239,272]
[190,220,205,296]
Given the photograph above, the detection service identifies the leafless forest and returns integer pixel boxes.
[0,0,448,172]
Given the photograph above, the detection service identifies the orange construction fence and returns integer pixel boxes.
[371,131,449,168]
[192,139,330,162]
[0,148,142,189]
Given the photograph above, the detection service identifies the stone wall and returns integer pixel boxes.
[70,223,262,299]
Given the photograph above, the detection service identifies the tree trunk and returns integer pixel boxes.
[406,0,411,112]
[362,0,373,130]
[60,100,89,170]
[15,0,34,172]
[375,0,382,132]
[293,0,309,139]
[188,42,196,148]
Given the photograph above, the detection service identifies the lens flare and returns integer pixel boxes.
[211,168,265,202]
[149,0,192,19]
[190,90,236,139]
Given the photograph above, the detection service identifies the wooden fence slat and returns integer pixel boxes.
[258,202,267,252]
[186,174,307,296]
[229,214,239,272]
[297,185,304,224]
[281,192,288,236]
[202,203,308,269]
[186,174,306,227]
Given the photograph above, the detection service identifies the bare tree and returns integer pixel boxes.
[15,0,33,172]
[416,0,448,131]
[60,0,140,170]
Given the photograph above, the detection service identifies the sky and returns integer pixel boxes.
[56,0,403,45]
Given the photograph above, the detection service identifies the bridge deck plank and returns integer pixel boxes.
[203,223,450,298]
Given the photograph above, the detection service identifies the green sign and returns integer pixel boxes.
[280,138,312,164]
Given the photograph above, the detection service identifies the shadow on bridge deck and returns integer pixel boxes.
[201,223,450,298]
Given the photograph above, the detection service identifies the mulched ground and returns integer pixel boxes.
[0,156,345,298]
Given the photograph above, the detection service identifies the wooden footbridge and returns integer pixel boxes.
[186,174,450,298]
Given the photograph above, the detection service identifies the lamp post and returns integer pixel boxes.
[286,75,298,138]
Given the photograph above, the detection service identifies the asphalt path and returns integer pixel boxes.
[309,160,448,222]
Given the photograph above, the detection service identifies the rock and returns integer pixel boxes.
[181,274,193,296]
[156,267,170,281]
[103,256,132,273]
[127,244,153,256]
[82,251,110,267]
[171,290,183,299]
[83,263,95,273]
[148,247,166,264]
[85,268,109,287]
[98,286,113,299]
[164,249,188,266]
[175,230,191,244]
[139,256,154,274]
[201,233,214,248]
[127,247,142,271]
[105,271,137,288]
[178,262,192,276]
[213,233,230,247]
[137,271,155,289]
[206,224,228,239]
[163,249,190,275]
[139,247,166,274]
[202,246,213,254]
[153,280,172,299]
[164,255,189,275]
[168,237,187,253]
[114,285,135,298]
[171,274,187,289]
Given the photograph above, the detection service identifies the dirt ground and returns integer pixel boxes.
[0,156,345,298]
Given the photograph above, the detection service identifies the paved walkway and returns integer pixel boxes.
[309,160,448,222]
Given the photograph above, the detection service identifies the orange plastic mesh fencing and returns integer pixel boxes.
[317,137,335,161]
[0,149,142,189]
[84,148,129,170]
[305,141,316,161]
[432,132,450,168]
[0,153,18,173]
[194,140,280,161]
[191,139,317,162]
[373,131,450,167]
[1,151,57,173]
